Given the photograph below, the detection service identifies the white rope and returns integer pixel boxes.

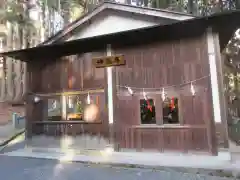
[117,74,210,90]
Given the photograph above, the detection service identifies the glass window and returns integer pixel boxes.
[140,99,156,124]
[66,95,84,121]
[47,96,62,121]
[163,97,179,124]
[66,94,101,122]
[46,94,101,122]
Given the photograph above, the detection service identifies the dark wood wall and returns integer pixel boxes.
[112,36,217,154]
[39,52,105,93]
[26,35,219,154]
[27,51,110,139]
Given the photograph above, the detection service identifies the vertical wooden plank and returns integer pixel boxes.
[82,52,105,90]
[158,128,164,152]
[111,37,214,153]
[80,55,84,90]
[155,95,163,125]
[178,95,184,125]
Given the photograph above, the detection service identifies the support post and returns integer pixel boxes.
[61,95,67,120]
[25,62,33,142]
[206,27,220,155]
[25,61,43,145]
[25,93,33,145]
[106,44,117,150]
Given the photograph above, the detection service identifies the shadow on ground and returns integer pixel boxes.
[0,131,25,154]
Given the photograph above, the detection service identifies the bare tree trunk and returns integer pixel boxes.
[21,26,27,98]
[14,61,21,102]
[22,62,27,98]
[0,35,6,101]
[0,57,6,101]
[236,0,240,9]
[188,0,195,14]
[13,23,22,102]
[6,22,14,101]
[152,0,169,9]
[20,30,27,100]
[6,58,13,101]
[40,7,46,42]
[22,0,32,100]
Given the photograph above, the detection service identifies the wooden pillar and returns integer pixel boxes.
[106,44,118,150]
[206,27,221,155]
[25,62,34,140]
[211,29,229,149]
[25,61,43,139]
[25,96,33,139]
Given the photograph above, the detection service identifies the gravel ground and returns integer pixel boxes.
[0,156,238,180]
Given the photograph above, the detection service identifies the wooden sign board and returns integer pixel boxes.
[92,55,125,68]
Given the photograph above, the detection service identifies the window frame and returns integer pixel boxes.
[139,98,156,125]
[45,95,63,121]
[137,94,183,126]
[161,96,182,125]
[65,93,102,122]
[43,92,103,123]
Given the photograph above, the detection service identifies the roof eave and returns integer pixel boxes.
[3,9,240,62]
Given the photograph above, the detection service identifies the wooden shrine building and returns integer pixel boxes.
[2,2,240,155]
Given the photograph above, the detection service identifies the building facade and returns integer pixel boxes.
[2,1,238,155]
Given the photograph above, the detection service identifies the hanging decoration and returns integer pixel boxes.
[84,104,100,123]
[190,82,196,96]
[87,92,91,104]
[84,92,100,123]
[142,89,153,112]
[68,96,73,108]
[127,86,133,95]
[143,89,147,100]
[170,97,175,110]
[117,75,210,97]
[161,88,166,101]
[146,99,152,112]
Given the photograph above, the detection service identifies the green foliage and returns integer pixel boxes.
[38,0,90,24]
[0,0,35,29]
[40,0,59,8]
[40,0,86,9]
[76,100,83,113]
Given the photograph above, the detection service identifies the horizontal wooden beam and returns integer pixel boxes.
[35,89,105,97]
[131,125,206,129]
[33,121,103,124]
